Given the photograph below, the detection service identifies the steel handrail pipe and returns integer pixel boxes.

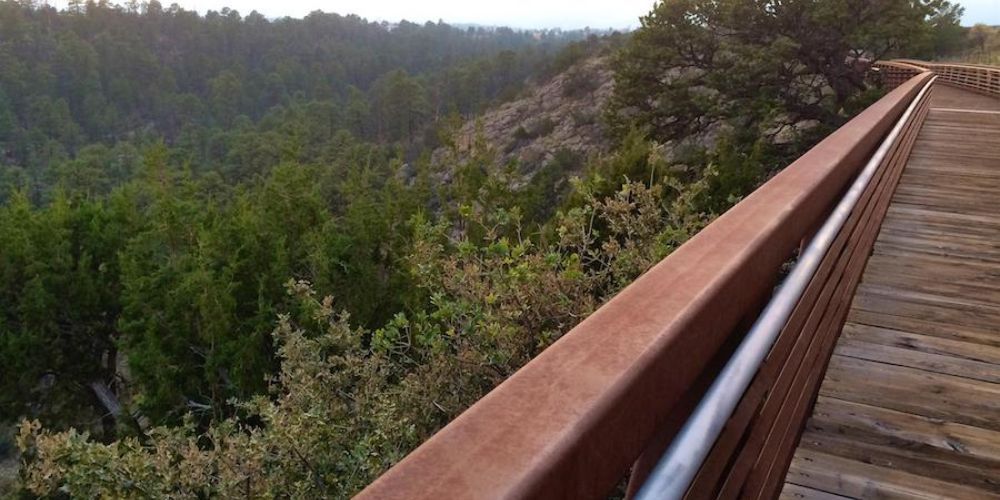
[634,74,936,500]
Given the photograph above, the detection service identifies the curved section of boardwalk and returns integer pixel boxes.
[781,85,1000,498]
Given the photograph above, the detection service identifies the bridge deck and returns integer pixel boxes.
[780,85,1000,499]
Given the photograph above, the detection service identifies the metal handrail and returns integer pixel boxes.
[634,75,936,500]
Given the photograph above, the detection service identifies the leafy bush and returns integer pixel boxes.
[17,168,718,497]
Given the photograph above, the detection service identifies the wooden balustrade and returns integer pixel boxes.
[667,73,934,500]
[882,59,1000,97]
[356,71,935,500]
[872,61,928,90]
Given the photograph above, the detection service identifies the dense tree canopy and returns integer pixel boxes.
[0,0,610,431]
[0,0,594,199]
[609,0,964,141]
[0,0,983,496]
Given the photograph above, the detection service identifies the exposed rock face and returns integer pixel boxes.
[434,56,614,179]
[430,55,833,193]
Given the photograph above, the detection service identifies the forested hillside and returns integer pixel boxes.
[0,0,600,199]
[0,0,601,426]
[1,0,967,497]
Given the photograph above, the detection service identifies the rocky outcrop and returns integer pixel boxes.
[434,56,614,179]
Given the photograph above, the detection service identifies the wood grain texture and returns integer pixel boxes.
[781,85,1000,498]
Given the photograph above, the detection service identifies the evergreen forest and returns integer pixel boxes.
[0,0,971,496]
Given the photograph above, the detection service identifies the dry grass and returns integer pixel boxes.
[960,25,1000,65]
[961,51,1000,65]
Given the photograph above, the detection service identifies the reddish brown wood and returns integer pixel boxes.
[895,59,1000,98]
[682,81,933,500]
[742,86,933,500]
[873,61,929,90]
[357,71,941,500]
[625,286,776,498]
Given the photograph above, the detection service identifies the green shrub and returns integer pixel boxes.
[17,169,719,497]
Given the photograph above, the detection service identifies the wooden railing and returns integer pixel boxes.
[878,59,1000,97]
[638,73,934,500]
[872,60,928,89]
[356,71,935,499]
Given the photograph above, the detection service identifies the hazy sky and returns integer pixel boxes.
[47,0,1000,29]
[177,0,656,29]
[960,0,1000,26]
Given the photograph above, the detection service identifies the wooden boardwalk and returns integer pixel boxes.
[780,85,1000,499]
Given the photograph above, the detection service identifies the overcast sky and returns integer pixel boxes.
[204,0,658,29]
[959,0,1000,26]
[46,0,1000,29]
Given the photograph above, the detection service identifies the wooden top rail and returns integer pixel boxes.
[356,72,934,500]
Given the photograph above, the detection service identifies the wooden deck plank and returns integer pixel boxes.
[847,308,1000,348]
[862,260,1000,296]
[785,449,1000,499]
[806,397,1000,467]
[782,84,1000,498]
[834,337,1000,383]
[780,483,853,500]
[851,287,1000,331]
[797,429,1000,493]
[841,323,1000,365]
[928,83,1000,111]
[819,355,1000,432]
